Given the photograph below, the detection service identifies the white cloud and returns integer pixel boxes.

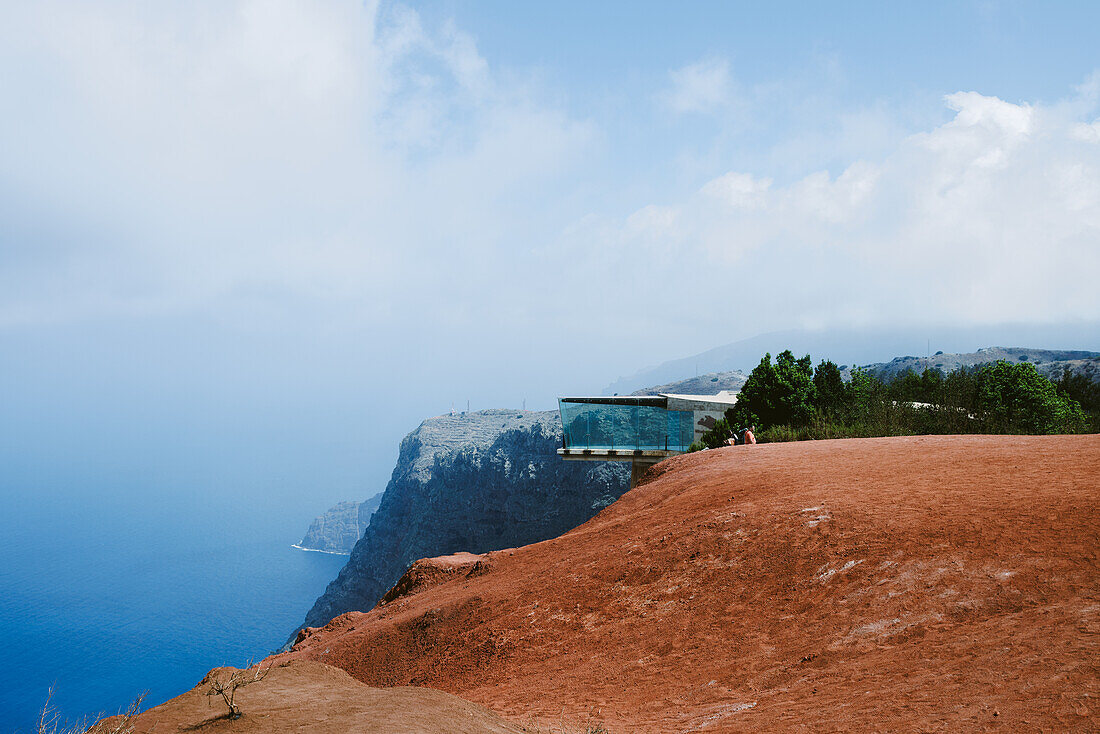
[553,89,1100,333]
[701,172,772,209]
[662,58,732,114]
[943,91,1034,137]
[0,1,594,329]
[1072,119,1100,143]
[0,7,1096,356]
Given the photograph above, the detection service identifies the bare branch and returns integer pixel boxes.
[204,660,273,720]
[37,688,147,734]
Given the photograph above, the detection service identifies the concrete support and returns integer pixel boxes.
[556,448,672,489]
[630,458,662,489]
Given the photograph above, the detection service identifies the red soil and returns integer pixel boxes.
[279,435,1100,732]
[380,551,490,605]
[93,659,524,733]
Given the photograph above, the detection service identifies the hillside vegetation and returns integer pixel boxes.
[693,350,1094,449]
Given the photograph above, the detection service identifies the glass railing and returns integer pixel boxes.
[558,399,694,452]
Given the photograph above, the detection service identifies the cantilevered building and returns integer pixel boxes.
[557,391,738,486]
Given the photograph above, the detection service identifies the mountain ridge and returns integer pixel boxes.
[857,346,1100,381]
[605,323,1100,394]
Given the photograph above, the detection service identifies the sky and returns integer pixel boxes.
[1,1,1098,503]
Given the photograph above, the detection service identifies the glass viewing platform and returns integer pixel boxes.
[558,396,695,452]
[556,391,738,487]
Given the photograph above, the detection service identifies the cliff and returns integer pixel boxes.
[297,494,383,554]
[280,435,1100,732]
[296,371,746,554]
[293,408,628,635]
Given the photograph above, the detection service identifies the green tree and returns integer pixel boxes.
[812,359,849,417]
[888,368,945,404]
[696,417,731,449]
[1053,367,1100,416]
[692,349,1090,449]
[726,350,816,429]
[974,361,1086,434]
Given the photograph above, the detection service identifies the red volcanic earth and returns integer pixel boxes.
[118,435,1099,733]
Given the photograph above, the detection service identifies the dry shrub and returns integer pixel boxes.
[37,688,147,734]
[204,661,272,720]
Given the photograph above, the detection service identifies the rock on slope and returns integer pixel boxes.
[294,408,627,634]
[297,494,383,554]
[91,659,523,734]
[280,435,1100,732]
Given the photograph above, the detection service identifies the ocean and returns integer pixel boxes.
[0,486,348,732]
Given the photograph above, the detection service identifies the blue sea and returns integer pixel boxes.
[0,486,348,732]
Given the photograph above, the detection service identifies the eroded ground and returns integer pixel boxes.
[281,435,1100,732]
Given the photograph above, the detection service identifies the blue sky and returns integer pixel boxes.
[1,1,1098,501]
[423,1,1100,182]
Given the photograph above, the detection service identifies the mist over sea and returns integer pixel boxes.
[0,485,346,732]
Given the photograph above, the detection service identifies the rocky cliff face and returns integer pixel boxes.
[297,494,383,554]
[294,409,628,634]
[295,372,746,557]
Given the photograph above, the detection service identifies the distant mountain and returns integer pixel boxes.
[629,370,746,396]
[859,347,1100,381]
[296,493,384,554]
[605,323,1100,395]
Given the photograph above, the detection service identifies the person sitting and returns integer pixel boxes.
[726,426,755,446]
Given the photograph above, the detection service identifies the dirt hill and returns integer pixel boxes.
[92,659,524,733]
[279,435,1100,732]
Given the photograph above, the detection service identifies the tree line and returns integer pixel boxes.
[691,350,1095,449]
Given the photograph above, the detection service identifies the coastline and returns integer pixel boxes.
[290,544,351,556]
